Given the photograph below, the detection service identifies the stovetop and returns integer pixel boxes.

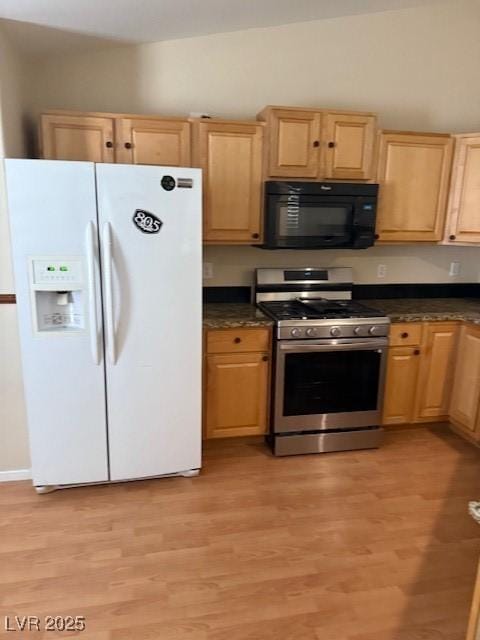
[258,298,385,321]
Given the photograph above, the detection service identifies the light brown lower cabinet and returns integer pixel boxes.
[449,324,480,442]
[467,558,480,640]
[414,322,459,420]
[383,322,459,425]
[382,345,421,424]
[204,328,271,439]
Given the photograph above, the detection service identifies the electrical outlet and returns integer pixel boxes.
[203,262,213,279]
[377,264,387,279]
[449,261,460,277]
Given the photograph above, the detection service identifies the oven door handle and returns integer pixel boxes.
[278,340,387,353]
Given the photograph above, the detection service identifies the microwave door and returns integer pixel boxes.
[268,197,355,249]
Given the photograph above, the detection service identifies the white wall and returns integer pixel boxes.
[27,0,480,132]
[0,25,29,473]
[0,23,26,293]
[203,245,480,287]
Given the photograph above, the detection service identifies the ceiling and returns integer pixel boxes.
[0,0,439,56]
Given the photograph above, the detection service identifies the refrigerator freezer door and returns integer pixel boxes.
[96,164,202,480]
[5,160,108,486]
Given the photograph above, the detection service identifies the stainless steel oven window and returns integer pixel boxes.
[273,339,388,433]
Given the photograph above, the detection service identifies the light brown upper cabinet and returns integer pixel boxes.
[444,133,480,244]
[192,119,264,244]
[40,111,190,167]
[40,113,115,163]
[375,131,453,242]
[258,107,321,178]
[115,117,190,166]
[257,106,377,180]
[322,112,376,180]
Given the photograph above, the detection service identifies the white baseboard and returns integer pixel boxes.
[0,469,31,482]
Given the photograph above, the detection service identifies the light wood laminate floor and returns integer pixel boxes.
[1,426,480,639]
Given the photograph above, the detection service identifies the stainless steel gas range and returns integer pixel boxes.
[255,267,390,456]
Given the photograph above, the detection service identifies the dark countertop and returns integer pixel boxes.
[363,298,480,324]
[203,303,273,329]
[204,299,480,329]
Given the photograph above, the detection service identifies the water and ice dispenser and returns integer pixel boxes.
[30,259,85,333]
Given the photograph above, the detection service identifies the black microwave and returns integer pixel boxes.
[262,181,379,250]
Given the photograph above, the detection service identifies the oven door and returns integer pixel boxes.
[264,194,355,249]
[274,338,388,433]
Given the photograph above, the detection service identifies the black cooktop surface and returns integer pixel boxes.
[259,299,385,320]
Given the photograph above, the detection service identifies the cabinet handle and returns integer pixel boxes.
[401,332,409,338]
[328,141,336,148]
[124,142,132,149]
[414,349,420,355]
[251,233,260,239]
[234,337,241,344]
[262,355,269,362]
[374,233,380,240]
[313,140,320,148]
[105,141,113,148]
[449,234,456,240]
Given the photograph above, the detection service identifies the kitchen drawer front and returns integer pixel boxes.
[389,323,423,347]
[206,328,270,354]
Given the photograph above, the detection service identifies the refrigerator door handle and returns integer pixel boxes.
[103,222,116,365]
[85,221,100,365]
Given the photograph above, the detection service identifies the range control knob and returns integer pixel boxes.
[368,325,382,336]
[290,328,302,338]
[330,326,342,337]
[306,327,318,338]
[354,326,363,336]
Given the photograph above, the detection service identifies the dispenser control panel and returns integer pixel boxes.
[30,258,85,333]
[33,259,82,285]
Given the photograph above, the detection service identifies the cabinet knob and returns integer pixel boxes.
[234,337,241,344]
[327,141,336,148]
[449,234,456,240]
[414,349,420,355]
[105,141,113,148]
[401,332,409,338]
[124,142,132,149]
[374,234,380,240]
[251,233,260,239]
[313,140,320,148]
[262,355,269,362]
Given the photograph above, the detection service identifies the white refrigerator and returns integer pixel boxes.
[5,160,202,492]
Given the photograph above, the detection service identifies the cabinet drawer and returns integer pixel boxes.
[206,328,270,354]
[389,323,422,346]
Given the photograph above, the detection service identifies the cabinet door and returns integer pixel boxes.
[205,352,269,438]
[194,121,263,243]
[115,118,190,166]
[267,109,321,178]
[414,322,458,421]
[445,134,480,244]
[323,113,376,180]
[375,132,453,242]
[40,114,115,162]
[449,325,480,436]
[382,346,421,425]
[467,559,480,640]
